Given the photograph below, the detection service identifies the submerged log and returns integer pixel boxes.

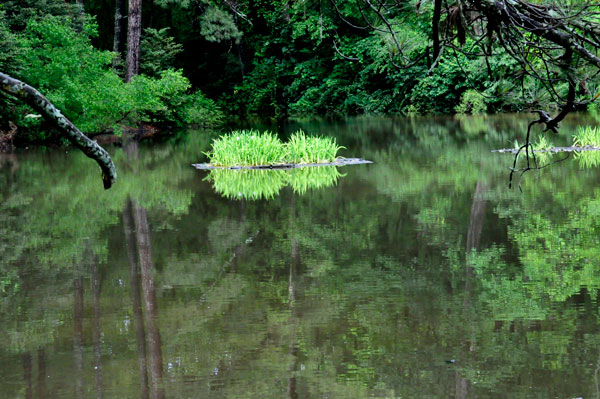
[493,146,600,154]
[192,158,373,170]
[0,72,117,189]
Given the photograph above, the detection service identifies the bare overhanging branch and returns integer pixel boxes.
[0,72,117,189]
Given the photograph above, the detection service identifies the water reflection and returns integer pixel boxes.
[2,115,600,398]
[206,166,342,200]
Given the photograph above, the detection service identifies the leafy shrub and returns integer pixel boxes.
[455,89,488,114]
[2,15,221,139]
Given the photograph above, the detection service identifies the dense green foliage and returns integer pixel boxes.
[3,0,598,146]
[0,0,221,141]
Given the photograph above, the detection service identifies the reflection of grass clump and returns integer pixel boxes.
[207,169,287,200]
[573,126,600,168]
[533,135,554,165]
[205,129,343,166]
[288,167,343,195]
[206,166,342,200]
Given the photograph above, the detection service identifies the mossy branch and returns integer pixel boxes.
[0,71,117,189]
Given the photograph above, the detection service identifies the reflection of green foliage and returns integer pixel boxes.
[206,166,342,200]
[574,150,600,168]
[4,116,600,399]
[288,167,343,195]
[533,134,554,165]
[207,169,287,200]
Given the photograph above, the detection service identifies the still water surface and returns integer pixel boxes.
[2,115,600,398]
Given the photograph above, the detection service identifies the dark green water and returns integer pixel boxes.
[2,114,600,398]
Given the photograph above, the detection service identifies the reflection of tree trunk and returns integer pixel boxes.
[124,198,150,399]
[287,260,299,399]
[466,180,488,253]
[132,201,164,399]
[124,140,140,163]
[37,348,47,399]
[23,353,32,399]
[455,370,469,399]
[456,180,487,399]
[73,266,84,399]
[287,195,300,399]
[90,249,104,399]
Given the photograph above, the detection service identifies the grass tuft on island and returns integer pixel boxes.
[204,129,345,167]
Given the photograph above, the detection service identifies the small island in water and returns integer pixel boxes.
[192,129,372,170]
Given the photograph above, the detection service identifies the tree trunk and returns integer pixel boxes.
[0,72,117,189]
[126,0,142,82]
[113,0,127,67]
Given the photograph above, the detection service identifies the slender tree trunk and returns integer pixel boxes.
[113,0,127,68]
[432,0,442,61]
[126,0,142,82]
[0,72,117,188]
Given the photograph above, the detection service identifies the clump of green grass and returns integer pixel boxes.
[285,130,345,164]
[573,126,600,147]
[573,126,600,168]
[205,130,286,167]
[205,129,344,166]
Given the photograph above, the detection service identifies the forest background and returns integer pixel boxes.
[1,0,598,146]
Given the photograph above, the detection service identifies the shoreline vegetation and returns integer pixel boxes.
[1,0,599,151]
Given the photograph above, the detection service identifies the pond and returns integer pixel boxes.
[2,114,600,398]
